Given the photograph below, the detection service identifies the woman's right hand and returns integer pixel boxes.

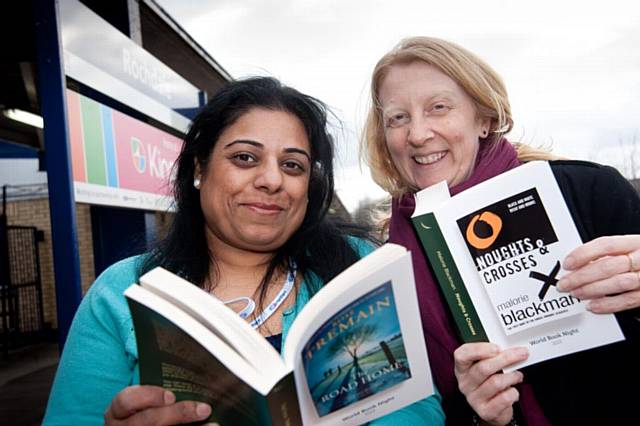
[453,343,528,426]
[104,385,212,425]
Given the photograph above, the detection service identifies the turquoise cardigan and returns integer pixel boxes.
[44,240,444,425]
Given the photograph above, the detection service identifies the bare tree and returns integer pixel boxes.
[353,197,374,227]
[620,132,640,179]
[326,323,377,376]
[589,132,640,182]
[353,197,390,241]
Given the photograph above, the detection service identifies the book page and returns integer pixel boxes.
[125,285,275,395]
[126,287,301,425]
[139,268,286,379]
[283,244,434,425]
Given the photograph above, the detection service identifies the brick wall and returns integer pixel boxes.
[76,204,96,293]
[4,199,96,329]
[4,199,175,331]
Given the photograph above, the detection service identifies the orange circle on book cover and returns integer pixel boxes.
[465,211,502,249]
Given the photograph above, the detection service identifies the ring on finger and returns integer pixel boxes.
[626,253,638,272]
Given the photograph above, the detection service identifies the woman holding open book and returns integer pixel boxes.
[44,77,445,425]
[361,37,640,425]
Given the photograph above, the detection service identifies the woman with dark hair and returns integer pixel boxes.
[43,77,445,425]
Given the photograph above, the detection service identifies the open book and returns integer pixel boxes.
[411,161,624,371]
[124,243,434,425]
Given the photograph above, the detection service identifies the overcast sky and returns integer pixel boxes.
[157,0,640,212]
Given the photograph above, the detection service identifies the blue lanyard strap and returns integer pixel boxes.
[223,297,256,319]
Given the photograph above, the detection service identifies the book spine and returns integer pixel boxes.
[412,212,488,342]
[266,372,302,426]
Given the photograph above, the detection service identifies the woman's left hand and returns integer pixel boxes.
[557,235,640,313]
[104,385,212,425]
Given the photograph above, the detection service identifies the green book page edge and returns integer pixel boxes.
[266,373,303,426]
[127,297,302,425]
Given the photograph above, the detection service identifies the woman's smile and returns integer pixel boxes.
[413,151,447,165]
[242,202,285,215]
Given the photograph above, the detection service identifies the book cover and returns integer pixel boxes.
[456,187,584,335]
[411,161,625,370]
[125,243,435,425]
[302,281,411,417]
[285,245,434,425]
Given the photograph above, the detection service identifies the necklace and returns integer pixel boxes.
[222,261,296,329]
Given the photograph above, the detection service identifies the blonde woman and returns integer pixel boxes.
[362,36,640,425]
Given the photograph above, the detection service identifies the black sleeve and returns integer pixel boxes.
[551,160,640,336]
[551,160,640,240]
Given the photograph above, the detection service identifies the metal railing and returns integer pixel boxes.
[1,214,45,356]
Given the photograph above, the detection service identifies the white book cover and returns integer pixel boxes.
[284,244,434,425]
[413,161,624,370]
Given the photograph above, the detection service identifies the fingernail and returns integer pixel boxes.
[515,347,529,358]
[517,371,524,381]
[196,403,212,418]
[490,344,501,354]
[586,301,596,312]
[564,256,575,270]
[163,391,175,405]
[556,279,565,291]
[556,279,568,291]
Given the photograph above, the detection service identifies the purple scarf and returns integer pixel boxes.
[389,139,550,425]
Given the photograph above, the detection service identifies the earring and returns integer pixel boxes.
[482,129,489,137]
[193,177,201,189]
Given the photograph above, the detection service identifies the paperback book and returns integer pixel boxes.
[124,243,434,425]
[411,161,624,370]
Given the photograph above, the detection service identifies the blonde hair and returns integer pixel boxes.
[362,37,528,196]
[514,142,563,162]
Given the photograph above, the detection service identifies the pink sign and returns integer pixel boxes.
[112,110,182,195]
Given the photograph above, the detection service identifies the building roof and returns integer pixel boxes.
[0,1,232,151]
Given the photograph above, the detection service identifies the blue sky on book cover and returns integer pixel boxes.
[301,281,411,417]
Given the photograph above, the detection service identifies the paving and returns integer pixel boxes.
[0,343,59,426]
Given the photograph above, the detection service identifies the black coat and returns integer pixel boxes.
[521,160,640,425]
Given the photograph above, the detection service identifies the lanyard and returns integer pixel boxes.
[222,262,296,329]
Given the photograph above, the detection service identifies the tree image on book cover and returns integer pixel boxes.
[301,281,411,417]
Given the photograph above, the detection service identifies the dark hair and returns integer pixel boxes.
[139,77,372,311]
